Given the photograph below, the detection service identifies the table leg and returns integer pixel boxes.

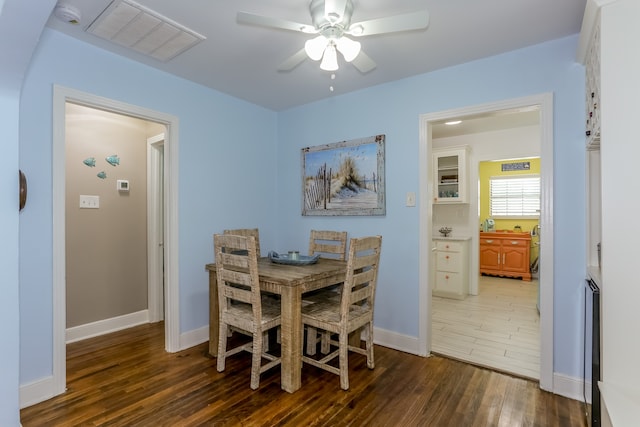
[208,269,219,357]
[280,286,302,393]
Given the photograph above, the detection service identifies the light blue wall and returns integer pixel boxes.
[0,92,21,426]
[2,0,58,423]
[18,28,587,392]
[19,29,278,384]
[276,35,586,378]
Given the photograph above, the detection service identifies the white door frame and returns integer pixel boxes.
[147,134,165,323]
[52,85,180,397]
[418,93,554,391]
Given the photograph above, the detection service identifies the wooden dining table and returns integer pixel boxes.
[206,257,347,393]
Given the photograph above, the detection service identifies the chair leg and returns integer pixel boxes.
[339,331,349,390]
[365,322,375,369]
[320,331,331,354]
[306,327,318,355]
[217,323,228,372]
[250,331,263,390]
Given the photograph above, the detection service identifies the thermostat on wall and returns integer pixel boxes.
[117,180,129,192]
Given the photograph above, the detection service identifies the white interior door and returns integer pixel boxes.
[148,134,165,322]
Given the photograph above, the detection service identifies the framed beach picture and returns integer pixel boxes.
[302,134,385,216]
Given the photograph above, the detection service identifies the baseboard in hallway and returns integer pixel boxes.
[66,310,150,343]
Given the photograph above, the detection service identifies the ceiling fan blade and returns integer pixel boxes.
[349,10,429,36]
[237,11,317,34]
[351,50,376,73]
[277,48,309,71]
[324,0,348,23]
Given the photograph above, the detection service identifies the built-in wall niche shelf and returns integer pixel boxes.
[585,17,601,150]
[433,146,470,204]
[584,1,602,283]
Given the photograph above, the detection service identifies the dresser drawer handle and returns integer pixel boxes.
[510,241,519,244]
[485,239,493,244]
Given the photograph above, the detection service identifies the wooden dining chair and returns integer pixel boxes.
[301,235,382,390]
[213,234,281,390]
[305,230,348,355]
[223,227,280,347]
[308,230,348,260]
[223,228,261,257]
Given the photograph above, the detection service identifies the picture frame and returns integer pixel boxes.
[302,134,385,216]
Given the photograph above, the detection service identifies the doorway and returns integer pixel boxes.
[51,85,180,397]
[418,93,554,391]
[64,104,165,341]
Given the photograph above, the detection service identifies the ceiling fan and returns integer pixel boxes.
[237,0,429,73]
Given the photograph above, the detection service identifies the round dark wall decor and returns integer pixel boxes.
[19,170,27,211]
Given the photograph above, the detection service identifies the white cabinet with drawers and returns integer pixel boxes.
[432,238,470,300]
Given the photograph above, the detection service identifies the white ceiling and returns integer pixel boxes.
[46,0,587,111]
[431,107,541,139]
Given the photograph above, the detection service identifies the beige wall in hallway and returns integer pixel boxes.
[65,103,161,328]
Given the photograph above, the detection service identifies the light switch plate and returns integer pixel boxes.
[79,195,99,209]
[406,192,416,207]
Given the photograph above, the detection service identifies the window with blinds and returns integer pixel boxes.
[490,175,540,218]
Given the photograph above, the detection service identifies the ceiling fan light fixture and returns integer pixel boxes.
[305,35,328,61]
[336,36,361,62]
[320,44,339,71]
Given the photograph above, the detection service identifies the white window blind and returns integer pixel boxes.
[490,175,540,217]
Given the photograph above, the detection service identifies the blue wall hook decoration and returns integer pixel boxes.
[83,157,96,167]
[97,171,107,179]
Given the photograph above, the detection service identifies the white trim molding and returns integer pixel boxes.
[66,310,150,344]
[51,85,180,405]
[374,327,422,355]
[418,93,554,391]
[19,376,56,410]
[554,372,589,403]
[179,325,210,351]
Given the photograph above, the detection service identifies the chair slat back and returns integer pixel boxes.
[309,230,348,260]
[341,236,382,317]
[214,234,262,320]
[224,228,261,256]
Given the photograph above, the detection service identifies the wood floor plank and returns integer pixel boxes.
[20,321,585,426]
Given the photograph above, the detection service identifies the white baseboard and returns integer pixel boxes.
[179,324,209,351]
[19,375,56,409]
[554,372,589,403]
[373,326,422,355]
[66,310,149,344]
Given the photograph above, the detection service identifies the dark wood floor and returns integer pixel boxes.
[21,322,587,426]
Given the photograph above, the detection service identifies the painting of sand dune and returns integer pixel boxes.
[302,135,385,216]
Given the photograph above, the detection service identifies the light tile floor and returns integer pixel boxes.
[431,275,540,380]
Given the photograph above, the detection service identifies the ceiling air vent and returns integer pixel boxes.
[86,0,205,62]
